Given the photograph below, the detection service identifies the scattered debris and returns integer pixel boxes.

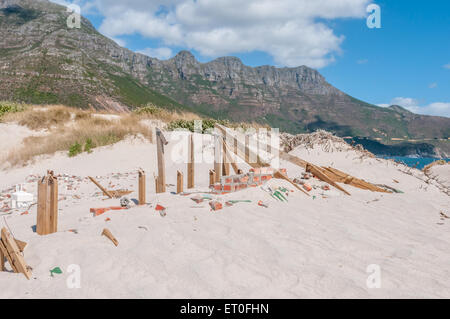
[155,204,167,217]
[258,200,269,208]
[102,228,119,247]
[50,267,63,277]
[90,206,127,217]
[209,200,223,211]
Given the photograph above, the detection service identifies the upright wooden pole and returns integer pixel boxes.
[209,170,216,186]
[177,171,184,194]
[187,134,195,189]
[37,171,58,235]
[138,169,146,205]
[156,128,168,193]
[214,132,222,183]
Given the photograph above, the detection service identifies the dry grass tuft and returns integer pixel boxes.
[5,111,153,166]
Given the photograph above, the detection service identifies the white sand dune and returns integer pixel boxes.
[0,129,449,299]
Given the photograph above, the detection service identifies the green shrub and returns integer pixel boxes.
[68,142,82,157]
[167,119,232,133]
[133,103,163,115]
[0,101,26,118]
[84,138,95,153]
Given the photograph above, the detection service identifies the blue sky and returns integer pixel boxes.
[54,0,450,117]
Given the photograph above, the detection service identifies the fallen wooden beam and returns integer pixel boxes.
[101,228,119,247]
[306,164,351,196]
[322,167,391,193]
[274,171,310,196]
[88,176,113,198]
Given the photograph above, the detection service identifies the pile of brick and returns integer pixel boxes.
[211,168,287,194]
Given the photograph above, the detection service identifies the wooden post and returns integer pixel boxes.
[209,170,216,186]
[187,134,194,189]
[156,128,168,193]
[37,171,58,235]
[138,169,146,205]
[214,132,222,183]
[177,171,184,194]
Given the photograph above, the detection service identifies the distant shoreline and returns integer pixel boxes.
[381,156,450,169]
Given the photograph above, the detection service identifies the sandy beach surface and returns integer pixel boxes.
[0,126,449,299]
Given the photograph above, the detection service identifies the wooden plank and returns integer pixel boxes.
[101,228,119,247]
[88,176,113,198]
[0,240,14,272]
[273,171,310,196]
[37,177,50,235]
[1,228,32,279]
[222,139,240,174]
[49,175,58,234]
[0,241,5,271]
[216,124,269,169]
[156,128,168,193]
[138,170,146,205]
[177,171,184,194]
[322,167,391,193]
[306,164,351,196]
[15,239,27,253]
[187,134,195,189]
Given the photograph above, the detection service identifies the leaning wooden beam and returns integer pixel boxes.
[0,243,4,271]
[274,171,310,196]
[188,134,195,189]
[214,131,222,183]
[102,228,119,247]
[1,228,32,279]
[37,171,59,235]
[322,167,391,193]
[222,138,240,174]
[216,124,308,196]
[177,171,184,194]
[156,128,168,193]
[88,176,113,198]
[306,164,351,196]
[138,169,146,205]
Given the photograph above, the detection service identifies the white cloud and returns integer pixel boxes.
[428,82,437,89]
[379,97,450,118]
[66,0,371,68]
[137,47,173,60]
[444,63,450,69]
[357,59,368,64]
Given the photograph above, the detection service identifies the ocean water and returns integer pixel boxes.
[382,156,450,169]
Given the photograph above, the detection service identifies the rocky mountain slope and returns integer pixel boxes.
[1,0,449,155]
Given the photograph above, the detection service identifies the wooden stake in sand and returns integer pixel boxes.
[0,228,32,279]
[101,228,119,247]
[156,128,168,193]
[37,170,58,235]
[138,169,146,205]
[209,170,216,186]
[188,134,195,189]
[177,171,184,194]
